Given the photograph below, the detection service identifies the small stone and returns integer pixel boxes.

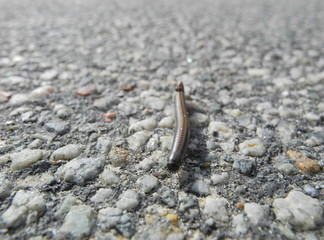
[166,232,185,240]
[306,131,324,146]
[219,142,235,153]
[190,179,210,196]
[10,149,43,171]
[273,190,323,230]
[0,174,14,200]
[57,205,96,239]
[239,139,266,157]
[53,104,72,119]
[273,78,293,89]
[145,96,165,110]
[137,175,159,193]
[179,196,198,213]
[100,168,119,186]
[244,203,270,226]
[278,163,298,175]
[303,184,319,198]
[158,116,174,128]
[304,112,321,122]
[98,207,123,231]
[0,206,28,229]
[93,96,119,111]
[108,147,129,167]
[189,113,209,128]
[146,135,159,152]
[165,213,179,225]
[45,121,70,135]
[28,139,42,149]
[247,68,270,77]
[76,84,97,96]
[127,131,151,151]
[233,159,256,176]
[286,150,321,174]
[160,136,173,152]
[29,86,55,98]
[158,187,177,208]
[40,69,58,80]
[232,214,249,235]
[90,188,113,204]
[51,144,83,161]
[117,102,138,116]
[55,158,104,185]
[136,157,156,171]
[54,196,77,218]
[203,197,229,222]
[96,136,112,154]
[8,93,30,106]
[102,112,116,122]
[116,189,140,210]
[211,172,229,185]
[208,121,234,139]
[128,118,157,134]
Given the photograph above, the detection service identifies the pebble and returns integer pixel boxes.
[116,189,140,210]
[166,232,185,240]
[219,142,235,153]
[45,120,70,135]
[117,102,139,116]
[233,158,256,176]
[145,96,165,110]
[303,184,319,198]
[232,214,249,235]
[158,116,174,128]
[190,179,210,196]
[55,157,104,185]
[273,77,293,89]
[208,121,234,139]
[28,139,43,149]
[51,144,83,161]
[127,131,151,151]
[136,157,156,171]
[137,175,159,193]
[158,187,177,208]
[54,196,77,218]
[0,190,46,228]
[98,207,123,231]
[57,205,96,239]
[244,203,270,226]
[76,84,97,96]
[247,68,270,77]
[108,147,129,167]
[40,69,58,80]
[93,96,119,111]
[286,150,321,174]
[306,131,324,146]
[277,163,298,175]
[189,112,209,127]
[52,104,72,119]
[0,154,10,166]
[8,93,30,106]
[273,190,323,230]
[0,173,14,200]
[96,136,112,154]
[160,136,173,152]
[304,112,321,122]
[90,188,113,204]
[239,139,266,157]
[10,149,43,171]
[29,86,55,98]
[100,168,120,186]
[203,196,229,222]
[128,118,157,134]
[179,196,198,213]
[211,172,229,185]
[146,135,159,152]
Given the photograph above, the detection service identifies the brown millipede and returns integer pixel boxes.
[167,81,190,171]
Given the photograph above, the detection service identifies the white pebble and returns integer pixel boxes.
[10,149,43,171]
[90,188,113,204]
[232,214,249,235]
[304,112,321,122]
[211,172,229,185]
[128,118,157,134]
[51,144,83,161]
[160,136,173,152]
[203,196,229,222]
[239,139,266,157]
[29,86,54,98]
[190,113,209,127]
[190,179,210,196]
[146,135,159,151]
[137,175,159,193]
[244,203,270,226]
[158,116,174,128]
[96,136,112,154]
[208,121,234,139]
[116,189,140,210]
[127,131,151,151]
[145,96,165,110]
[9,93,30,106]
[273,190,323,230]
[100,168,119,186]
[247,68,270,77]
[136,157,155,171]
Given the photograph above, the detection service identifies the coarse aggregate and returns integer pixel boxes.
[0,0,324,239]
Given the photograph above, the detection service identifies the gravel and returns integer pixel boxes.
[0,0,324,239]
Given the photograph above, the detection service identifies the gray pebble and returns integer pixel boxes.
[54,196,77,218]
[0,173,14,200]
[244,203,270,226]
[108,147,129,167]
[98,207,123,231]
[303,184,319,198]
[93,96,119,111]
[203,196,229,222]
[239,139,266,157]
[158,187,177,208]
[128,118,157,134]
[51,144,83,161]
[117,102,138,116]
[90,188,113,204]
[137,175,159,193]
[208,121,234,139]
[158,116,174,128]
[53,104,72,119]
[273,190,323,230]
[96,136,112,154]
[232,214,249,235]
[233,159,256,176]
[136,157,156,171]
[145,96,165,110]
[179,196,198,213]
[10,149,43,171]
[55,157,104,185]
[190,113,209,128]
[127,131,151,151]
[100,168,119,186]
[211,172,229,185]
[116,189,140,210]
[57,205,96,240]
[45,121,70,135]
[8,93,30,106]
[40,69,58,80]
[146,135,159,152]
[278,163,298,175]
[190,179,210,196]
[28,139,43,149]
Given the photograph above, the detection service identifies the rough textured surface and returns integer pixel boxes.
[0,0,324,239]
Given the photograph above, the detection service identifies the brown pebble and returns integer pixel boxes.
[120,85,133,91]
[166,213,179,224]
[102,112,116,122]
[76,84,97,96]
[286,150,321,174]
[0,90,12,99]
[236,202,244,209]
